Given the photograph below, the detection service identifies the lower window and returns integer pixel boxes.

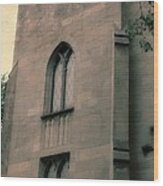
[39,153,70,178]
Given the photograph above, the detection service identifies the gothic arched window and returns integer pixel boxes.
[44,42,74,114]
[44,157,69,178]
[39,153,70,179]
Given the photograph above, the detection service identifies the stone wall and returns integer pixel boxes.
[2,2,154,180]
[1,63,18,176]
[6,3,122,179]
[122,2,154,180]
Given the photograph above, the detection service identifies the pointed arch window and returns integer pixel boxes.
[39,153,70,178]
[44,42,74,114]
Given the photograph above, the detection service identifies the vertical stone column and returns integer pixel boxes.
[114,31,129,180]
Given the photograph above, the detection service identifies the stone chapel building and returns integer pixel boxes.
[1,2,155,180]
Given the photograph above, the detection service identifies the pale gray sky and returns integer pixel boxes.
[0,5,18,74]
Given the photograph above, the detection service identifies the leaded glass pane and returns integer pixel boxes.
[53,61,62,112]
[41,154,70,178]
[65,54,74,108]
[47,161,58,178]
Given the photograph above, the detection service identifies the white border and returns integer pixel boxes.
[0,0,158,4]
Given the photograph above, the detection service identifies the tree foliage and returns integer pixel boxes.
[1,73,8,126]
[126,1,154,52]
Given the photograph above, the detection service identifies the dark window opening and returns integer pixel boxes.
[44,42,74,115]
[39,153,70,178]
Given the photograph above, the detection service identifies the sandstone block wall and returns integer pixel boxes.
[6,3,122,179]
[2,2,154,180]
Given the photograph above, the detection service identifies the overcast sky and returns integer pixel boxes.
[0,5,18,75]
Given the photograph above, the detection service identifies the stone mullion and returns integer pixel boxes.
[60,53,68,110]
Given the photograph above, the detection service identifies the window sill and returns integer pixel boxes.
[41,107,74,120]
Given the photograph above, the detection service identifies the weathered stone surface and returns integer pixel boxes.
[2,2,154,180]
